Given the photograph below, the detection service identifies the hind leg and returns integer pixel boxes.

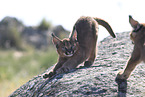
[84,46,97,67]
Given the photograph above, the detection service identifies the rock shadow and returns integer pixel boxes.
[115,78,127,97]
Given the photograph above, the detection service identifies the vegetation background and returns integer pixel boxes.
[0,16,69,97]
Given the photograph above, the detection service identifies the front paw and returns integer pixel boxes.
[43,72,55,78]
[84,61,93,67]
[56,67,70,74]
[115,71,127,94]
[115,71,127,83]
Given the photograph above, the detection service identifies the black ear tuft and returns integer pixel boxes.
[56,44,59,49]
[52,33,61,45]
[129,15,132,19]
[51,33,55,37]
[129,15,140,28]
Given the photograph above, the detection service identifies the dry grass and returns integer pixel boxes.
[0,47,58,97]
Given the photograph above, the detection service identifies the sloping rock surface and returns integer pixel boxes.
[9,32,145,97]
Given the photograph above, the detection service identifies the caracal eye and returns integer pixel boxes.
[71,45,76,49]
[62,47,65,51]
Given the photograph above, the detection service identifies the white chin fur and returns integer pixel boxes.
[64,53,73,57]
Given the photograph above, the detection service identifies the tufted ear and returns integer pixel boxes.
[69,28,77,42]
[129,15,140,28]
[51,33,61,45]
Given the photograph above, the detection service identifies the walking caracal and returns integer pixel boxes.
[116,15,145,80]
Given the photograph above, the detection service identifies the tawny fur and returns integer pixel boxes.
[116,15,145,80]
[44,16,116,78]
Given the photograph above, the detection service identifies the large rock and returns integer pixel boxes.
[9,32,145,96]
[0,16,24,49]
[0,16,24,32]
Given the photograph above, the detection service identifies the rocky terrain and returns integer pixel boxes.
[9,32,145,97]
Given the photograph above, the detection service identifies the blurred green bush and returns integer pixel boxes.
[0,16,69,97]
[38,18,52,31]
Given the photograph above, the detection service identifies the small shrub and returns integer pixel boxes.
[38,18,51,31]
